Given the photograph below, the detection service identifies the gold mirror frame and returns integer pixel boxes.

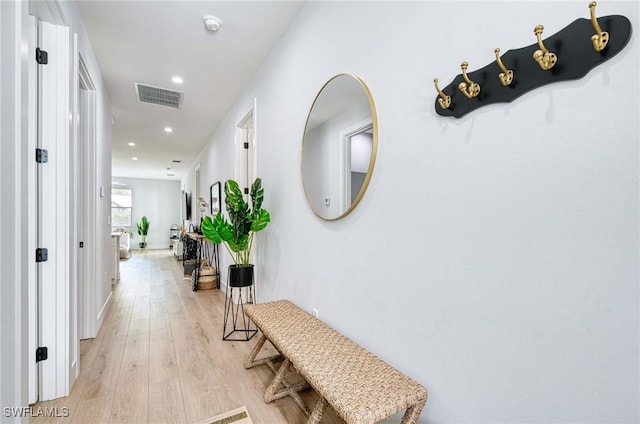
[301,74,378,221]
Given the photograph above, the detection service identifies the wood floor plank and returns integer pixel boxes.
[149,327,178,384]
[121,329,149,364]
[80,334,126,401]
[109,361,148,423]
[148,378,186,424]
[71,395,114,424]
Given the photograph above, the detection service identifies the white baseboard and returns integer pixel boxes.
[96,290,113,332]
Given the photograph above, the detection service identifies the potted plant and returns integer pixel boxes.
[201,178,270,287]
[137,215,150,248]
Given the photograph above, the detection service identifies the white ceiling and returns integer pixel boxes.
[77,1,304,181]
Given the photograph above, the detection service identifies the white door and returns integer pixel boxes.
[235,105,255,202]
[37,19,73,401]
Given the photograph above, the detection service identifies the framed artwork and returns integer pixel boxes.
[210,182,221,215]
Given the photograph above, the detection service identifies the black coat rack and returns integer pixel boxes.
[434,3,632,118]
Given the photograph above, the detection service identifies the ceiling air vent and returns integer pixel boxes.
[135,83,184,109]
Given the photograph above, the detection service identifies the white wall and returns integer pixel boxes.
[351,132,372,174]
[114,177,181,250]
[55,0,113,339]
[184,2,638,422]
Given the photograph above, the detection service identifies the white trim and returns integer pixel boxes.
[69,31,79,384]
[1,0,30,417]
[96,291,113,325]
[26,13,38,406]
[77,54,97,340]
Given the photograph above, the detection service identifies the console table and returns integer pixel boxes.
[184,232,219,291]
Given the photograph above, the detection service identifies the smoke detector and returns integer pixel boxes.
[203,15,222,32]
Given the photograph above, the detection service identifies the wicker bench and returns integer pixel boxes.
[244,300,427,424]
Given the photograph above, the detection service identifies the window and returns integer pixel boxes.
[111,188,132,227]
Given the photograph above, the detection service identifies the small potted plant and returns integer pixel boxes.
[201,178,270,287]
[137,215,149,249]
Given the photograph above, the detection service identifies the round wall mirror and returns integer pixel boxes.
[301,74,378,221]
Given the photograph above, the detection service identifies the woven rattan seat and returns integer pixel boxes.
[244,300,427,424]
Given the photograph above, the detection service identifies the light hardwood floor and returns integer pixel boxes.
[31,250,343,424]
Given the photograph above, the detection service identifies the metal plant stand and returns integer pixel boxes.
[223,271,257,341]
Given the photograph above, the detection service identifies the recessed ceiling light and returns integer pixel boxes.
[132,157,138,161]
[164,127,173,133]
[171,76,183,84]
[128,142,135,146]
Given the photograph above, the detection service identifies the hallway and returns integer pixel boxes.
[31,250,343,423]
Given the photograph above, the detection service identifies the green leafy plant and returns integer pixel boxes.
[136,215,150,245]
[201,178,271,266]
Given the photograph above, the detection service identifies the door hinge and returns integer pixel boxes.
[244,187,249,195]
[36,148,48,163]
[243,142,249,149]
[36,48,48,65]
[36,347,48,362]
[36,248,48,262]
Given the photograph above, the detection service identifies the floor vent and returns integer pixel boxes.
[135,83,184,109]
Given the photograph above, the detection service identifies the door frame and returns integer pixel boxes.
[76,54,97,341]
[26,13,39,405]
[234,100,256,200]
[232,100,258,295]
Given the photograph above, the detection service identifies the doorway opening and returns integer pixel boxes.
[195,164,202,225]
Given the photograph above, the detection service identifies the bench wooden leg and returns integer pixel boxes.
[400,399,426,424]
[306,397,327,424]
[263,358,311,415]
[244,333,284,370]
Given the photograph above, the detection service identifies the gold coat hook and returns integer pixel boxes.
[589,1,609,52]
[458,62,480,98]
[433,78,451,109]
[533,25,557,70]
[494,48,513,86]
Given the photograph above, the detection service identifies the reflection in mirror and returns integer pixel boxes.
[210,182,221,215]
[301,74,378,220]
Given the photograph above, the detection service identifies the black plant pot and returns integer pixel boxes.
[139,242,147,249]
[229,264,254,287]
